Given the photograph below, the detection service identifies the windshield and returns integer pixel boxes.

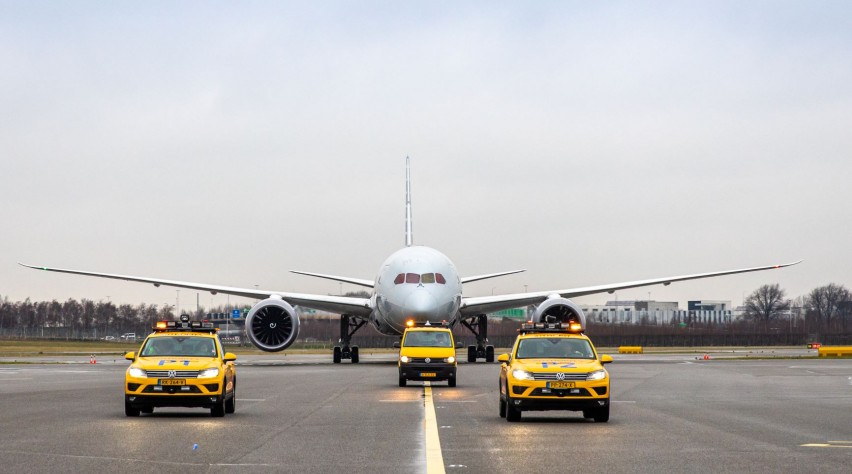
[516,338,595,359]
[140,336,218,357]
[403,331,453,348]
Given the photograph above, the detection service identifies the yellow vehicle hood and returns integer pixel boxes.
[512,359,603,373]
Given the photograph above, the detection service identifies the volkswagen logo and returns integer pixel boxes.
[424,358,431,364]
[168,370,176,378]
[556,372,566,380]
[269,322,277,328]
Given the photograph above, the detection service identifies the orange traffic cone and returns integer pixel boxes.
[703,354,710,360]
[90,354,96,364]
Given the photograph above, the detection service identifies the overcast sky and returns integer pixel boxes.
[2,1,850,313]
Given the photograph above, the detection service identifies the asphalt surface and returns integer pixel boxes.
[1,354,850,473]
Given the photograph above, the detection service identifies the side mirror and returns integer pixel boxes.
[393,342,400,349]
[600,354,613,364]
[455,342,463,349]
[124,352,135,361]
[223,352,237,362]
[497,353,510,363]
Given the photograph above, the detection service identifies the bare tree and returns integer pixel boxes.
[806,283,850,333]
[743,284,789,324]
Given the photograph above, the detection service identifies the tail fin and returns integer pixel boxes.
[405,156,413,247]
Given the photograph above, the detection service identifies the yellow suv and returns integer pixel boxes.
[394,322,460,387]
[498,321,613,422]
[124,316,237,417]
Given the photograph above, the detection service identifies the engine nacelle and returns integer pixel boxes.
[530,296,587,331]
[245,297,301,352]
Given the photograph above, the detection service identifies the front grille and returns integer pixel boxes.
[145,370,200,378]
[530,387,591,397]
[531,372,588,381]
[142,385,202,394]
[409,358,444,364]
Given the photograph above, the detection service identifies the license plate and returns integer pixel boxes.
[420,372,437,377]
[159,379,186,386]
[548,381,575,389]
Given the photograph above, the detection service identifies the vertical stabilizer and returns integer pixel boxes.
[405,157,413,247]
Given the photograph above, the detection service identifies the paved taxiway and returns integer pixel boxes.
[1,355,850,473]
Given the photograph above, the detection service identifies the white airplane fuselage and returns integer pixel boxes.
[371,246,462,335]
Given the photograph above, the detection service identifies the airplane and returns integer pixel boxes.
[21,158,800,363]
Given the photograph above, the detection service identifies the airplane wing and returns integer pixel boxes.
[18,263,373,318]
[290,270,374,288]
[459,260,802,316]
[460,269,526,284]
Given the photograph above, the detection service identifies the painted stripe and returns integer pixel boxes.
[423,383,445,474]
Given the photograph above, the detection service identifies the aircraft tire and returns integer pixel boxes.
[351,346,359,363]
[333,346,342,364]
[467,346,477,363]
[485,345,494,363]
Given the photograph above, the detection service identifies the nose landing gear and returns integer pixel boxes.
[461,314,494,363]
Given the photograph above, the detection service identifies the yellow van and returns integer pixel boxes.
[394,323,460,387]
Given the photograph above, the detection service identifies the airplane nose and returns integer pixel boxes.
[404,290,439,320]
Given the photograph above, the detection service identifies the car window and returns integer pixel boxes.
[403,331,452,348]
[140,336,218,357]
[516,338,594,359]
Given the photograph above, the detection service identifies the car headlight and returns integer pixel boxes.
[512,369,534,381]
[445,356,455,364]
[586,369,607,381]
[128,367,146,378]
[400,356,410,363]
[198,368,220,379]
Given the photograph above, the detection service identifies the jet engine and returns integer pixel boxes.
[245,297,301,352]
[530,295,587,330]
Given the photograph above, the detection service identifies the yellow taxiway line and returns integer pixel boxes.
[423,382,446,474]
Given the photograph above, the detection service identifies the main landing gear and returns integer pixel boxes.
[460,314,494,363]
[333,314,366,364]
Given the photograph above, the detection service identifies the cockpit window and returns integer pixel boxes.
[394,272,447,285]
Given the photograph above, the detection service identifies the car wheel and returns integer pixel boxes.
[593,403,610,423]
[225,384,236,414]
[448,376,456,387]
[499,392,507,418]
[506,395,521,422]
[125,400,140,417]
[398,375,407,387]
[211,395,226,417]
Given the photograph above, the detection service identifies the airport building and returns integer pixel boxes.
[581,300,733,326]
